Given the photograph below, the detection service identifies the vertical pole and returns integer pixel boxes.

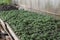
[38,0,40,10]
[30,0,32,10]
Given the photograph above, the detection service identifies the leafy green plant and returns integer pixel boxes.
[0,10,59,40]
[0,0,11,5]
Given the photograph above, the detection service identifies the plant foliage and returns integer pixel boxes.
[0,0,11,5]
[0,10,59,40]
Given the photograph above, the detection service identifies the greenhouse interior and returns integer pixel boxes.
[0,0,60,40]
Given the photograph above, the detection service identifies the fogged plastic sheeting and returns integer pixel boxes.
[12,0,60,8]
[12,0,60,14]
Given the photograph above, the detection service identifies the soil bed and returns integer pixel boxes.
[0,5,18,11]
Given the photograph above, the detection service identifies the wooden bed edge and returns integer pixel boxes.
[5,22,20,40]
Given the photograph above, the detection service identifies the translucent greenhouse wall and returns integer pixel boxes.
[12,0,60,15]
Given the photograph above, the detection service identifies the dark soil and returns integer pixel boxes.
[0,5,18,11]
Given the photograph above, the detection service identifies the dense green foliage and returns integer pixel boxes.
[0,10,60,40]
[0,0,11,5]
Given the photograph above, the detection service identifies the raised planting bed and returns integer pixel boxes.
[0,10,60,40]
[0,19,19,40]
